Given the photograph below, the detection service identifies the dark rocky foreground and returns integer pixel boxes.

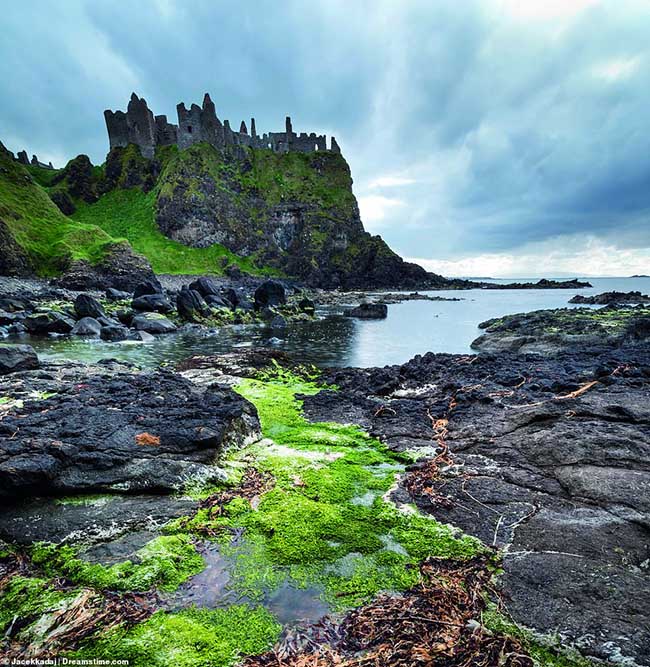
[300,348,650,664]
[0,360,260,496]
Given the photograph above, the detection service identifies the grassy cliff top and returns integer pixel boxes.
[0,146,117,275]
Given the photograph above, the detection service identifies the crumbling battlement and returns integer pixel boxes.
[15,149,54,169]
[104,93,341,159]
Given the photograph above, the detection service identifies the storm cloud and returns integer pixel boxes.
[2,0,649,276]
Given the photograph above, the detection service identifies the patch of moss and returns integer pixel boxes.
[71,605,281,667]
[31,534,204,592]
[0,576,75,634]
[165,371,485,610]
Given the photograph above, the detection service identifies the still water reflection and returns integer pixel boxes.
[26,277,650,369]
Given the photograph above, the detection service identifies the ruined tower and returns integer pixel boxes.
[104,93,342,158]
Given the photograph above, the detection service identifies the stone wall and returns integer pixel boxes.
[104,92,341,159]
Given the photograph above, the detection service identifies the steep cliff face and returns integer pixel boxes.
[21,140,446,288]
[153,143,433,288]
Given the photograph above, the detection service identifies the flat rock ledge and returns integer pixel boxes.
[0,361,260,496]
[303,348,650,665]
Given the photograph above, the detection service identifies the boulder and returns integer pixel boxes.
[0,368,260,495]
[131,293,174,313]
[188,276,221,297]
[177,287,208,322]
[133,278,163,298]
[345,302,388,319]
[0,343,38,375]
[0,310,24,326]
[100,325,129,342]
[132,312,177,334]
[204,294,231,309]
[55,242,157,292]
[269,315,288,329]
[70,317,102,337]
[298,297,316,316]
[24,311,75,335]
[0,297,32,312]
[254,280,287,310]
[74,294,106,320]
[105,288,131,301]
[221,288,241,308]
[128,331,156,342]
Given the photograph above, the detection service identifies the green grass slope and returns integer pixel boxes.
[0,146,117,276]
[71,188,277,276]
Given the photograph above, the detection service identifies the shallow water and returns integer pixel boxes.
[165,539,330,626]
[25,276,650,369]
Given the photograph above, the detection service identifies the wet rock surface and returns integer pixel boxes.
[0,494,196,550]
[303,348,650,664]
[0,343,38,374]
[472,305,650,354]
[0,360,260,496]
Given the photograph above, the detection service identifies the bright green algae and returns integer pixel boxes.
[31,534,204,593]
[167,372,484,612]
[69,605,281,667]
[8,370,580,666]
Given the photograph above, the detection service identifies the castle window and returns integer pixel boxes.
[187,125,192,133]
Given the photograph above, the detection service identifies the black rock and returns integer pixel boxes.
[189,276,221,297]
[204,294,231,309]
[254,280,287,310]
[345,302,388,319]
[106,288,131,301]
[115,309,135,326]
[298,297,316,315]
[74,294,106,320]
[133,278,163,298]
[24,311,75,335]
[131,293,174,313]
[0,368,259,495]
[70,317,102,337]
[132,313,177,334]
[269,315,288,329]
[100,325,129,342]
[0,343,38,375]
[0,297,32,312]
[177,287,208,322]
[221,288,240,308]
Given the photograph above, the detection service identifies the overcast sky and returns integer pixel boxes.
[2,0,649,277]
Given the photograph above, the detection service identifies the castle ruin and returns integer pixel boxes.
[104,93,341,159]
[16,150,54,170]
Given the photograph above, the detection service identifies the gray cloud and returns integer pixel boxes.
[1,0,649,271]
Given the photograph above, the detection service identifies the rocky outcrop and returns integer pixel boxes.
[472,306,650,355]
[0,362,260,496]
[303,349,650,664]
[0,343,38,375]
[345,302,388,319]
[54,242,158,292]
[0,220,33,276]
[569,290,650,305]
[154,144,445,289]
